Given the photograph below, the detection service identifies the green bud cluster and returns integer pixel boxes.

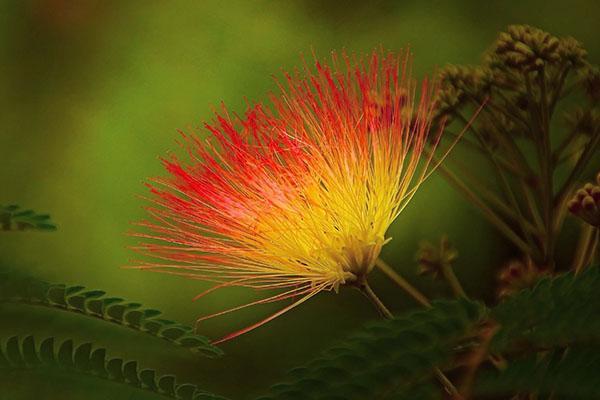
[435,25,593,126]
[484,25,587,73]
[430,25,600,269]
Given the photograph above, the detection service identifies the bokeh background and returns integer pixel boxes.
[1,1,599,399]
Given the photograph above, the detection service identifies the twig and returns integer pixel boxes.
[356,277,463,399]
[374,258,430,307]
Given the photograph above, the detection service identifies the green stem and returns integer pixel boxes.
[444,129,522,177]
[449,159,540,237]
[554,125,600,208]
[556,141,587,165]
[374,258,431,307]
[433,160,537,257]
[357,276,463,399]
[441,264,467,298]
[538,68,555,268]
[519,181,545,234]
[490,90,530,126]
[357,279,393,319]
[548,64,570,115]
[552,126,581,163]
[459,323,499,399]
[466,93,533,175]
[573,225,599,274]
[456,111,538,249]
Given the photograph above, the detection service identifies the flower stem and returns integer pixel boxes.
[375,258,431,307]
[357,279,393,319]
[573,225,599,274]
[435,370,464,399]
[430,158,536,257]
[357,278,463,399]
[441,264,467,298]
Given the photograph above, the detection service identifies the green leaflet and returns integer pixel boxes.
[259,269,600,399]
[475,346,600,399]
[257,299,486,400]
[0,335,229,400]
[0,204,57,231]
[491,266,600,352]
[472,267,600,398]
[0,272,223,358]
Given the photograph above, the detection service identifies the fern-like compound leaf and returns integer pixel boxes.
[258,298,486,400]
[0,335,229,400]
[0,204,57,231]
[0,272,223,358]
[492,266,600,352]
[475,346,600,399]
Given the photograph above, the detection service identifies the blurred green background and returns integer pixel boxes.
[0,1,598,398]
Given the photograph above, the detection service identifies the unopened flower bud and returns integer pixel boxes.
[416,235,458,278]
[491,25,561,72]
[558,37,588,68]
[497,258,548,298]
[568,173,600,227]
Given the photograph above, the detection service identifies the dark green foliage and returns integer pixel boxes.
[262,269,600,399]
[0,335,229,400]
[257,299,486,400]
[472,268,600,398]
[0,204,57,231]
[492,266,600,352]
[476,347,600,399]
[0,272,223,358]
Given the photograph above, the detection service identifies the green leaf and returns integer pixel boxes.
[124,310,145,327]
[106,303,139,321]
[65,285,85,296]
[57,340,74,368]
[81,290,106,299]
[0,346,9,367]
[0,271,220,358]
[73,343,92,371]
[492,267,600,352]
[159,375,177,395]
[476,346,600,398]
[90,348,107,377]
[123,360,140,386]
[47,285,67,306]
[0,336,228,400]
[21,336,39,366]
[161,326,188,341]
[66,295,87,312]
[259,299,485,400]
[39,338,55,364]
[6,336,23,366]
[86,299,104,315]
[143,320,164,335]
[0,204,57,231]
[178,336,210,348]
[177,383,198,400]
[107,358,124,381]
[140,369,158,390]
[143,309,162,318]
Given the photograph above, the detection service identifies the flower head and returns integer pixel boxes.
[133,50,442,342]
